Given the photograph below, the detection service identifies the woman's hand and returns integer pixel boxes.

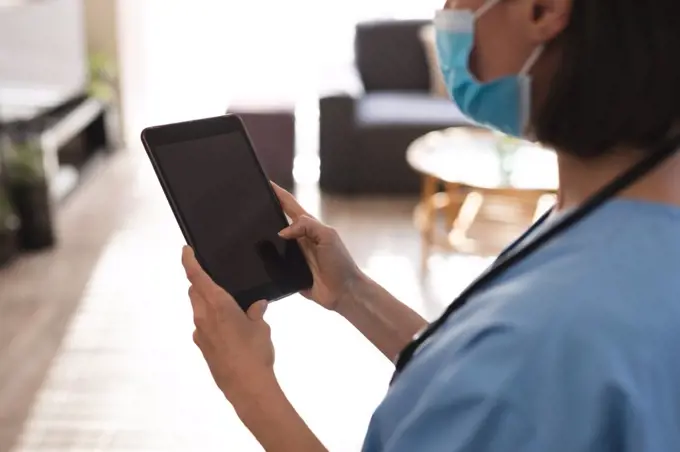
[183,246,328,451]
[272,184,363,311]
[182,246,275,397]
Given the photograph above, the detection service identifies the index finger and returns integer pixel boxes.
[271,182,307,220]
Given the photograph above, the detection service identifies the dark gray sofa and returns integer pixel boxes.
[318,19,471,195]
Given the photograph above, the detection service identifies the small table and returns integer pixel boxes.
[407,127,558,270]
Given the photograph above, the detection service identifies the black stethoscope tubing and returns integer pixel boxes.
[392,134,680,382]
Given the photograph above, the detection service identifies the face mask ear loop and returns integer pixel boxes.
[518,45,544,136]
[474,0,503,19]
[520,44,545,75]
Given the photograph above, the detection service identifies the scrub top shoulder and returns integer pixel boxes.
[362,199,680,452]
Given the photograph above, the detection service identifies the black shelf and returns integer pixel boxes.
[0,94,114,252]
[39,97,112,201]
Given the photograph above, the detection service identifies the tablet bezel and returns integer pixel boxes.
[141,114,312,309]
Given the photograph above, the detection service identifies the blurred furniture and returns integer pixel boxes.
[0,162,19,267]
[0,93,113,250]
[319,20,472,195]
[407,127,558,270]
[1,94,113,200]
[226,107,295,190]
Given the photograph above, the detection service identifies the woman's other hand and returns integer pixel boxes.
[272,183,363,311]
[182,246,275,396]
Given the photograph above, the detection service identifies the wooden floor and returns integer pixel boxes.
[0,149,494,452]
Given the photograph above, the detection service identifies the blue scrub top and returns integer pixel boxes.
[362,199,680,451]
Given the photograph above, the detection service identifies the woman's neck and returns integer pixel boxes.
[555,150,680,211]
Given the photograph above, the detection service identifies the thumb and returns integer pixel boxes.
[278,215,325,243]
[247,300,269,321]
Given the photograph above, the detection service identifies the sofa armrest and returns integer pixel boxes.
[318,94,358,194]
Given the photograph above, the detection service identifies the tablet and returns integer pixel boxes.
[141,114,312,310]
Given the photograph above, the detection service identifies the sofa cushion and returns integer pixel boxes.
[356,92,472,127]
[355,20,431,92]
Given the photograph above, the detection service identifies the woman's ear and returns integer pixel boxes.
[529,0,572,42]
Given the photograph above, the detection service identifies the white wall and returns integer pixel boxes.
[84,0,119,70]
[83,0,123,142]
[114,0,443,145]
[0,0,88,108]
[117,0,243,144]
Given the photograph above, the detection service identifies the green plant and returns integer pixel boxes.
[5,138,45,185]
[0,189,9,218]
[88,52,118,101]
[0,186,19,233]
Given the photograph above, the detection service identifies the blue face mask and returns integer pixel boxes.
[435,1,544,138]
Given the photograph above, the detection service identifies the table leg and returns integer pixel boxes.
[420,175,438,274]
[449,191,484,252]
[445,183,465,235]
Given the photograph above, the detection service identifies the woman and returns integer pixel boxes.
[182,0,680,450]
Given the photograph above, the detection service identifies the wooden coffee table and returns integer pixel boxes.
[407,127,558,271]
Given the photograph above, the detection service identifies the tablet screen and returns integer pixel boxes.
[153,131,304,298]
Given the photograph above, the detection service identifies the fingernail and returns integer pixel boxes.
[182,246,195,260]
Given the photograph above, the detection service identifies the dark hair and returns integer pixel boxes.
[534,0,680,158]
